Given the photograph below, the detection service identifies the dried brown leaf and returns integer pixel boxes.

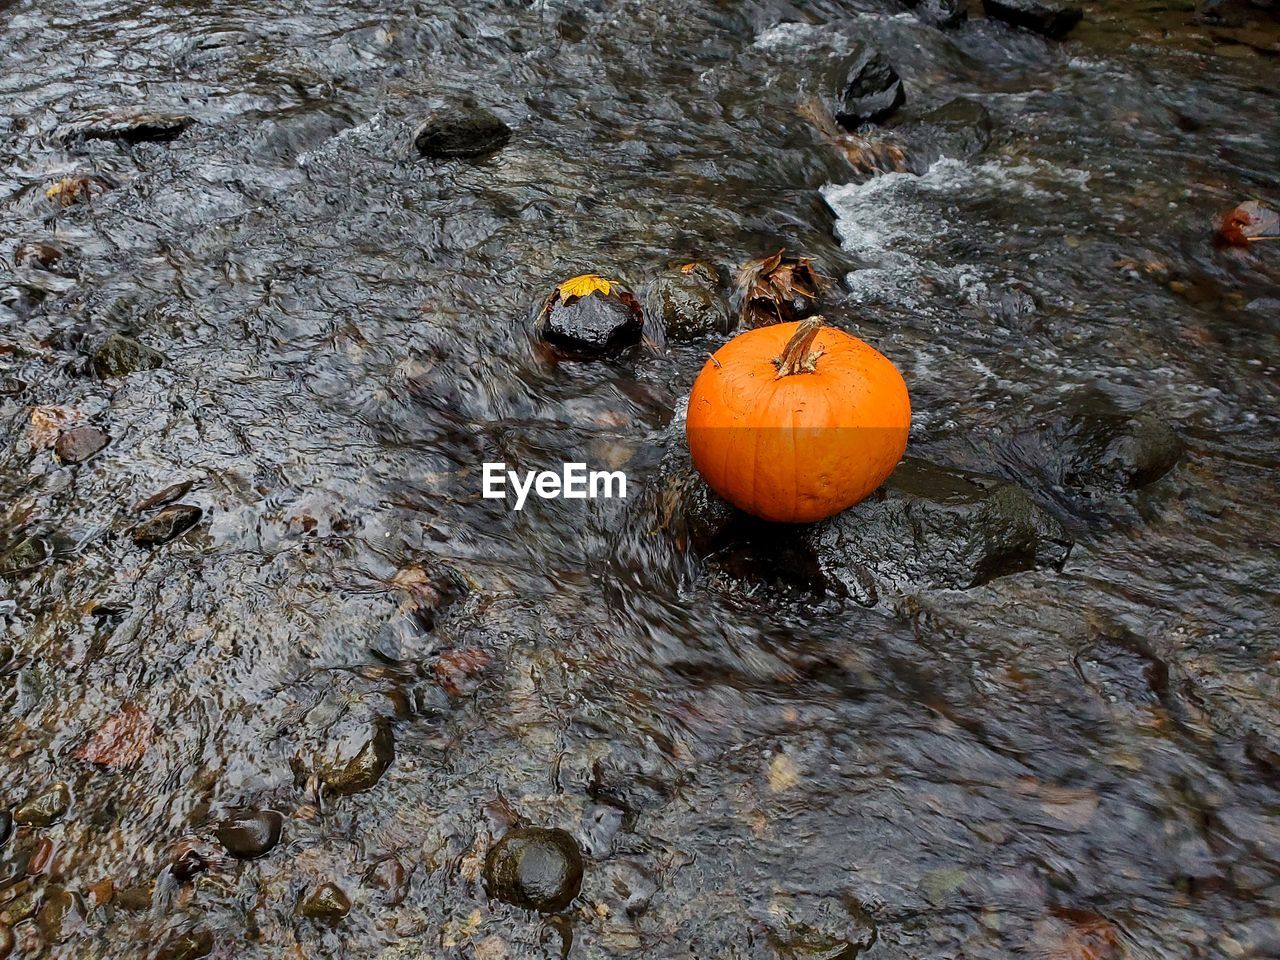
[29,406,81,449]
[74,704,154,769]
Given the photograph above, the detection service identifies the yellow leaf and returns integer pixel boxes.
[558,274,613,300]
[767,753,800,793]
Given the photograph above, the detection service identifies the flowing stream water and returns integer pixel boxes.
[1,0,1279,957]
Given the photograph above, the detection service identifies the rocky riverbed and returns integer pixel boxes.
[2,0,1279,957]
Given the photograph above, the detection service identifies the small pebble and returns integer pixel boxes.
[215,809,283,860]
[14,783,70,828]
[485,827,584,913]
[132,505,203,546]
[299,882,351,922]
[54,426,109,464]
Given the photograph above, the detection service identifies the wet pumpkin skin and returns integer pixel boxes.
[686,319,910,524]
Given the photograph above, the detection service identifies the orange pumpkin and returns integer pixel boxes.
[685,317,910,523]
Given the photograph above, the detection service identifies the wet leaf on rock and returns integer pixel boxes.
[735,249,825,328]
[1032,909,1126,960]
[45,175,114,207]
[74,704,154,769]
[1218,200,1280,247]
[433,649,491,697]
[29,406,81,450]
[558,274,614,300]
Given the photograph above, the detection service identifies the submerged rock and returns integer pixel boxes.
[907,0,968,28]
[535,276,644,356]
[982,0,1083,37]
[368,856,409,906]
[132,505,202,546]
[317,718,395,795]
[13,243,63,271]
[901,98,994,169]
[0,922,12,958]
[806,460,1072,594]
[35,886,85,944]
[215,809,284,859]
[485,827,584,912]
[0,810,11,846]
[831,46,905,127]
[1054,410,1183,493]
[57,109,195,144]
[299,882,351,922]
[414,107,511,159]
[0,536,49,577]
[644,270,730,342]
[155,928,213,960]
[14,783,71,827]
[54,425,110,464]
[92,334,165,378]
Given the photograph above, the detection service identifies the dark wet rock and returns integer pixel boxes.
[132,504,203,546]
[644,272,731,342]
[485,827,584,912]
[535,280,644,356]
[905,0,968,27]
[92,333,165,378]
[806,459,1072,595]
[0,810,10,846]
[1053,410,1183,494]
[298,882,350,922]
[317,718,395,795]
[0,536,48,578]
[14,783,70,828]
[0,922,12,959]
[13,243,63,271]
[215,809,283,860]
[170,838,221,883]
[982,0,1083,37]
[155,928,213,960]
[413,107,511,159]
[0,379,25,397]
[901,99,993,169]
[831,46,905,128]
[35,885,85,944]
[54,425,110,464]
[57,109,196,144]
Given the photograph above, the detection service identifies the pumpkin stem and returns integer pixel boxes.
[773,317,825,378]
